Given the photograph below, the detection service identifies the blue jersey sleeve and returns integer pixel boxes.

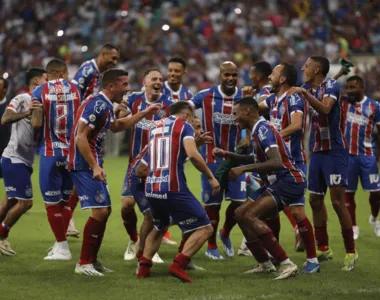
[257,124,278,153]
[80,99,109,129]
[374,102,380,125]
[191,90,207,109]
[264,94,275,108]
[288,93,304,115]
[72,65,96,97]
[182,122,195,140]
[324,79,340,101]
[31,85,43,103]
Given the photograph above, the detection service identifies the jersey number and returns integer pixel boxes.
[150,137,170,171]
[55,104,68,135]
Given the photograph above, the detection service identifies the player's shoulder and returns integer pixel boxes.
[194,87,214,97]
[254,121,272,141]
[31,84,45,97]
[128,91,144,102]
[324,78,340,89]
[15,92,32,101]
[77,59,97,75]
[288,92,304,105]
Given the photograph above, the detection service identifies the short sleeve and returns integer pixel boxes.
[80,100,108,129]
[264,94,274,108]
[182,122,195,140]
[288,93,304,115]
[324,80,340,101]
[7,95,24,113]
[374,103,380,125]
[72,65,95,97]
[125,94,134,113]
[257,124,278,153]
[31,86,43,104]
[189,91,205,109]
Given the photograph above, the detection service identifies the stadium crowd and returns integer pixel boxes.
[1,0,380,98]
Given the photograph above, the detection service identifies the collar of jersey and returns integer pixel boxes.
[99,91,113,106]
[217,85,238,99]
[144,92,163,105]
[164,81,182,94]
[0,97,6,105]
[357,96,367,105]
[48,78,64,83]
[91,59,100,72]
[275,91,288,103]
[251,117,266,136]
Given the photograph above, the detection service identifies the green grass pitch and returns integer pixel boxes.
[0,156,379,300]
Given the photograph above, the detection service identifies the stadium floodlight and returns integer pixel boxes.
[3,72,9,79]
[162,24,170,31]
[81,46,88,52]
[235,8,242,14]
[121,10,128,17]
[57,30,64,37]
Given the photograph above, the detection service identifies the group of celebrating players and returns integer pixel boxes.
[0,43,379,283]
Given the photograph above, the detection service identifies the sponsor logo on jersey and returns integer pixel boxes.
[145,192,168,199]
[94,100,107,113]
[146,175,169,184]
[53,142,69,150]
[79,195,89,201]
[55,159,67,167]
[5,186,16,192]
[136,119,154,130]
[258,126,268,141]
[62,190,72,196]
[82,66,94,77]
[45,190,61,196]
[213,112,236,125]
[179,217,198,226]
[45,93,78,101]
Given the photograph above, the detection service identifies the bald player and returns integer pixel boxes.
[189,62,245,260]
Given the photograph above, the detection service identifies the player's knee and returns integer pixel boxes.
[19,200,33,212]
[201,224,213,238]
[289,206,305,222]
[234,206,246,223]
[331,198,345,211]
[121,197,135,210]
[309,194,324,211]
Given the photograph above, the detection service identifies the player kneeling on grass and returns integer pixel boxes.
[213,97,315,279]
[136,101,220,283]
[67,68,161,276]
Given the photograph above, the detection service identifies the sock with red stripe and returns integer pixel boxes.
[314,225,329,251]
[257,231,288,263]
[297,217,317,259]
[121,208,138,242]
[79,217,103,265]
[221,202,237,238]
[344,193,357,226]
[69,193,79,212]
[264,215,281,241]
[46,204,66,242]
[369,192,379,218]
[60,201,72,233]
[245,239,269,263]
[283,207,297,231]
[204,205,220,249]
[342,228,356,254]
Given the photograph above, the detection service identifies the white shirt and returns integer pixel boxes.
[2,93,36,166]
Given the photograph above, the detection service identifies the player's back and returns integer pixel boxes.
[303,78,347,152]
[145,116,194,193]
[33,79,81,156]
[72,59,100,99]
[343,96,380,156]
[190,85,242,163]
[162,81,193,101]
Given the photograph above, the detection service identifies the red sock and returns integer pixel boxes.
[257,231,288,263]
[314,225,329,251]
[164,231,172,240]
[0,223,10,238]
[204,205,220,249]
[46,204,66,242]
[173,253,191,269]
[121,208,138,242]
[369,193,379,218]
[283,207,297,230]
[245,239,269,263]
[297,217,317,259]
[137,248,143,260]
[178,239,185,253]
[69,192,79,212]
[60,201,72,232]
[264,215,281,241]
[94,221,107,261]
[137,256,152,278]
[79,217,104,265]
[344,193,356,226]
[221,203,237,238]
[342,228,355,254]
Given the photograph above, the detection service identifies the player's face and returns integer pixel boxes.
[191,118,203,139]
[220,65,238,93]
[0,79,7,99]
[233,104,249,129]
[34,73,48,87]
[345,80,363,103]
[250,66,260,90]
[112,75,130,103]
[302,58,317,83]
[102,49,120,70]
[167,62,185,85]
[268,65,284,93]
[144,71,163,99]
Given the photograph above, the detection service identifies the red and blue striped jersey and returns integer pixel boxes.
[162,81,193,101]
[264,92,306,164]
[68,92,115,170]
[32,79,81,157]
[302,78,347,152]
[251,119,306,185]
[126,92,173,161]
[128,145,148,186]
[189,85,242,163]
[343,96,380,156]
[72,59,100,99]
[142,116,194,193]
[255,84,271,101]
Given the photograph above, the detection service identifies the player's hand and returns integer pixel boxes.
[145,103,162,116]
[28,100,42,115]
[93,165,106,182]
[114,100,129,117]
[228,167,244,181]
[286,87,306,98]
[196,131,213,146]
[212,147,226,158]
[208,177,221,196]
[242,86,256,97]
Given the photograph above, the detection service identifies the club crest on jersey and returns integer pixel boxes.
[95,190,105,203]
[82,66,94,77]
[78,77,85,84]
[89,114,96,122]
[94,100,107,113]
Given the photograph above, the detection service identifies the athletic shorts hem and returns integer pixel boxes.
[202,203,222,206]
[308,190,325,195]
[43,199,65,204]
[225,197,246,202]
[81,205,111,210]
[365,189,380,192]
[183,224,211,234]
[287,203,305,207]
[141,208,151,214]
[345,190,356,193]
[13,197,33,201]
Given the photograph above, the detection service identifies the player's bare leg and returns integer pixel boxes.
[235,195,298,280]
[344,192,359,239]
[179,233,206,271]
[0,199,32,256]
[0,195,17,223]
[219,201,241,257]
[67,187,80,238]
[287,205,319,273]
[75,207,111,276]
[121,196,139,260]
[44,202,72,260]
[369,191,380,237]
[283,206,303,251]
[168,225,213,283]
